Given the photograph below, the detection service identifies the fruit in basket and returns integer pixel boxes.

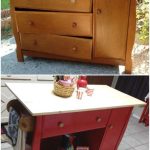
[58,80,73,87]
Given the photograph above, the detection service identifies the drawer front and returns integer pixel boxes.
[13,0,92,12]
[16,11,93,37]
[42,110,111,138]
[20,33,92,60]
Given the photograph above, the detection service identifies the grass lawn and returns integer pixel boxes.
[1,0,10,9]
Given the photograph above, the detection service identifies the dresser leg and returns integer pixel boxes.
[125,0,136,74]
[32,116,43,150]
[17,47,24,62]
[125,59,132,74]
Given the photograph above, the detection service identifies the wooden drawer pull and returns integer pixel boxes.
[28,21,34,26]
[108,124,113,129]
[72,46,78,52]
[97,9,102,15]
[72,22,78,28]
[58,122,64,128]
[96,117,102,123]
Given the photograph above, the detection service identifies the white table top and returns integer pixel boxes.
[6,83,145,116]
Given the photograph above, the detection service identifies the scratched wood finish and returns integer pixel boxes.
[20,33,92,60]
[13,0,92,12]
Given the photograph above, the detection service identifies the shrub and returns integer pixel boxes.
[136,0,149,44]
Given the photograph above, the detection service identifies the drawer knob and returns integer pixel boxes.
[72,46,78,52]
[97,9,102,15]
[108,124,113,129]
[58,122,64,128]
[96,117,102,123]
[28,21,34,26]
[72,22,77,28]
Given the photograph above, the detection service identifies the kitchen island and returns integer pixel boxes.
[6,83,145,150]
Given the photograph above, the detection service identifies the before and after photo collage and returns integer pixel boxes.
[1,0,149,150]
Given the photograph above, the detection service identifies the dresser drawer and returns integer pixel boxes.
[13,0,92,12]
[16,11,92,37]
[42,110,111,138]
[20,34,92,60]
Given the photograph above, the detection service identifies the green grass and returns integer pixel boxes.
[1,0,10,10]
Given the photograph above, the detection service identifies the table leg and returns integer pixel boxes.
[32,116,43,150]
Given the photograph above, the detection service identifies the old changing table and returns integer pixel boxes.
[10,0,136,73]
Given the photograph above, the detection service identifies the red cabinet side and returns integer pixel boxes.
[99,107,133,150]
[32,116,43,150]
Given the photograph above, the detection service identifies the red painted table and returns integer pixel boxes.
[6,83,145,150]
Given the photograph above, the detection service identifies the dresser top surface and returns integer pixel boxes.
[6,83,145,116]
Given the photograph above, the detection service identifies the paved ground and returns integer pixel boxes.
[1,53,119,74]
[132,44,149,75]
[118,108,149,150]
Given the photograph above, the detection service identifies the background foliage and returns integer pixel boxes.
[136,0,149,44]
[1,0,9,9]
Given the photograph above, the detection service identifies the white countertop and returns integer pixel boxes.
[6,83,145,116]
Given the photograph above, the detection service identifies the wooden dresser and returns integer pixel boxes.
[10,0,136,73]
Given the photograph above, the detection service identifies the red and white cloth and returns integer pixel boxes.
[76,87,94,99]
[86,88,94,96]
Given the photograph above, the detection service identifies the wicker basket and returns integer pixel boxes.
[53,82,74,97]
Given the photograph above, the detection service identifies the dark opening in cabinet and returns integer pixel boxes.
[40,128,106,150]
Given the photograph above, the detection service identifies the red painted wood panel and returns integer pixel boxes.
[77,128,106,150]
[32,108,132,150]
[42,110,111,138]
[99,107,133,150]
[32,116,43,150]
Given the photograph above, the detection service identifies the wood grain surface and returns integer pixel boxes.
[20,33,92,60]
[16,11,93,37]
[94,0,130,60]
[13,0,92,12]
